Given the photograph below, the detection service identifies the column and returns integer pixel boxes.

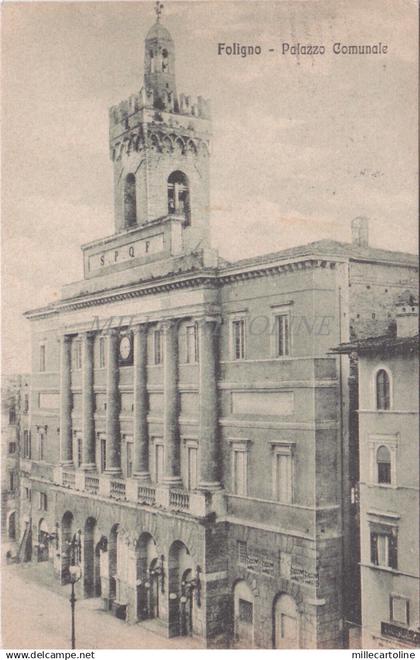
[81,332,96,470]
[198,317,221,489]
[133,324,149,480]
[60,335,73,465]
[105,328,121,474]
[162,320,182,486]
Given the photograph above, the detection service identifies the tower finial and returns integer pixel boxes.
[155,1,164,22]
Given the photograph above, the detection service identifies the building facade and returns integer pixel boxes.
[2,374,30,548]
[336,294,419,649]
[19,10,418,649]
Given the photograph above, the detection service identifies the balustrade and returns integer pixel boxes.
[85,475,99,494]
[169,488,190,511]
[110,479,126,500]
[137,484,156,506]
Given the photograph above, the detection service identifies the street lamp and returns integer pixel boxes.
[69,564,82,649]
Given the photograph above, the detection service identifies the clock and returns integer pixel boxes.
[119,335,131,361]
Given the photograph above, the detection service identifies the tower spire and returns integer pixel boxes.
[155,1,164,22]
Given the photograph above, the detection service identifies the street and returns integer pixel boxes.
[1,561,203,650]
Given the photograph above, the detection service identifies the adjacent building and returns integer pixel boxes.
[335,293,419,649]
[18,9,418,649]
[2,374,30,548]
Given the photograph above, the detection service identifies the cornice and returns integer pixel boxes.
[24,254,342,320]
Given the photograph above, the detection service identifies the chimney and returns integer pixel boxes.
[395,291,419,337]
[351,217,369,247]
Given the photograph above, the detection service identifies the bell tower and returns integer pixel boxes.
[144,1,177,111]
[108,2,212,254]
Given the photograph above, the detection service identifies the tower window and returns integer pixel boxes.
[162,48,169,72]
[124,173,137,228]
[376,369,391,410]
[167,171,190,225]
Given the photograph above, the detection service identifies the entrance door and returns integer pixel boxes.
[180,569,194,636]
[38,519,49,562]
[274,594,298,649]
[233,581,254,647]
[148,557,160,618]
[8,511,16,541]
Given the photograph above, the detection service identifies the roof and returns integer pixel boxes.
[332,334,419,355]
[220,239,418,272]
[146,21,173,42]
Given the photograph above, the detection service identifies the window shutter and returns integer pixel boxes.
[389,532,398,569]
[370,532,378,564]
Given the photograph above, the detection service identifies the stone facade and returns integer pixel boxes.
[1,374,30,549]
[19,11,418,649]
[335,296,419,649]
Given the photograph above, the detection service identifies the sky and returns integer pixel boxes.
[2,0,418,374]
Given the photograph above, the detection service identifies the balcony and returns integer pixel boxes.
[85,475,99,495]
[47,469,226,519]
[110,479,126,501]
[169,488,190,511]
[137,484,156,506]
[62,470,76,489]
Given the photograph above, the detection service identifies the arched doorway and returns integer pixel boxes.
[168,540,196,637]
[273,593,299,649]
[136,533,159,620]
[61,511,74,583]
[233,580,254,648]
[38,519,49,562]
[8,511,16,541]
[84,518,101,598]
[108,524,119,604]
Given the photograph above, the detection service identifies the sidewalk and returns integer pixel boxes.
[1,562,204,650]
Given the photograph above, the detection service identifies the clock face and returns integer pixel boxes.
[119,336,131,360]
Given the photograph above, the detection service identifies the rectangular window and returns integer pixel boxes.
[186,324,199,363]
[8,442,16,454]
[23,394,29,413]
[39,344,46,372]
[275,313,290,357]
[77,436,82,468]
[239,599,253,624]
[378,461,391,484]
[153,330,162,365]
[73,341,82,370]
[126,440,133,478]
[154,443,164,483]
[39,432,45,461]
[24,487,31,501]
[371,530,398,569]
[187,445,198,490]
[390,596,409,626]
[100,435,106,472]
[39,492,48,511]
[9,472,16,492]
[232,319,246,361]
[99,336,106,368]
[233,449,247,496]
[237,540,247,565]
[9,408,16,424]
[273,450,293,503]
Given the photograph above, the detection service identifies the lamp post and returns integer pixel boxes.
[69,564,82,649]
[64,531,82,650]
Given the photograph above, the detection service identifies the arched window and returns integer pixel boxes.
[376,369,391,410]
[162,48,169,72]
[124,173,137,227]
[376,445,391,484]
[167,171,190,225]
